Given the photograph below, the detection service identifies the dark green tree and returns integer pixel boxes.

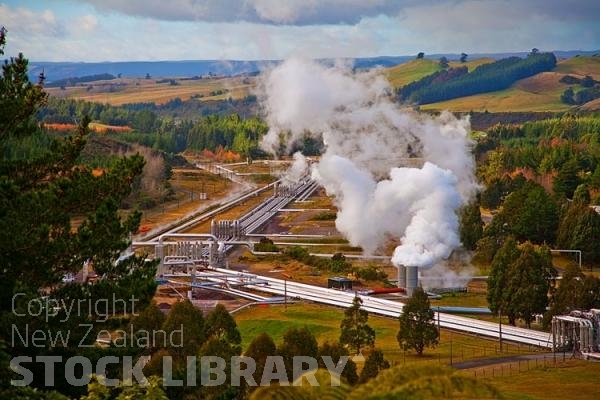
[488,181,558,244]
[553,158,581,199]
[561,87,575,104]
[397,287,439,356]
[460,53,468,63]
[131,300,166,350]
[487,237,520,325]
[506,243,554,328]
[0,30,157,398]
[205,303,242,352]
[438,56,449,69]
[459,200,483,250]
[557,201,600,264]
[198,336,243,400]
[340,296,375,354]
[590,164,600,190]
[545,264,585,325]
[416,52,425,59]
[581,75,595,88]
[277,327,318,381]
[318,341,358,385]
[357,349,389,384]
[245,332,277,391]
[573,183,591,205]
[161,300,206,365]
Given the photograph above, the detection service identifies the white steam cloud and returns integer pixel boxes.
[280,151,309,185]
[258,57,476,271]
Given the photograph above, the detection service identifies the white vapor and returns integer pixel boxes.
[280,151,309,185]
[259,57,476,272]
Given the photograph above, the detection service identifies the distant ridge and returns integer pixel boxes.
[28,51,599,82]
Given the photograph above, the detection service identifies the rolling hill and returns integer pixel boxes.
[43,54,600,113]
[385,57,495,88]
[418,56,600,112]
[45,75,255,106]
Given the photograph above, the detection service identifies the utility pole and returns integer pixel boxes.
[284,279,287,311]
[499,307,503,353]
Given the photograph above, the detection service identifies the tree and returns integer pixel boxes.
[358,349,389,384]
[573,183,591,205]
[545,264,585,325]
[557,201,600,264]
[318,341,358,385]
[198,336,243,400]
[590,164,600,190]
[161,300,206,364]
[561,87,575,104]
[488,181,558,244]
[347,365,500,400]
[397,287,439,355]
[581,75,595,88]
[340,296,375,354]
[131,300,166,350]
[416,52,425,59]
[83,375,168,400]
[506,243,554,328]
[488,239,555,327]
[459,200,483,250]
[530,48,539,55]
[438,56,449,69]
[487,237,520,324]
[553,158,581,199]
[245,332,277,391]
[460,52,468,63]
[0,30,157,397]
[278,327,319,381]
[205,303,242,352]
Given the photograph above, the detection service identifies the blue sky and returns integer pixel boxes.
[1,0,599,61]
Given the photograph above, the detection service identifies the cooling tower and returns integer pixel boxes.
[397,265,406,289]
[406,266,419,297]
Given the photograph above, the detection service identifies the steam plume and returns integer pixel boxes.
[258,57,477,270]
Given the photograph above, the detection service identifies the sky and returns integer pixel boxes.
[1,0,599,62]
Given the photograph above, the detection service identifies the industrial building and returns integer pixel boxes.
[552,309,600,359]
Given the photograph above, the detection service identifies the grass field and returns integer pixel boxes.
[421,85,570,112]
[385,59,442,88]
[46,75,254,105]
[486,359,600,400]
[234,303,536,362]
[234,302,600,399]
[554,55,600,80]
[385,58,494,88]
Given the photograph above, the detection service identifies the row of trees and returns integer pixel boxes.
[398,52,557,104]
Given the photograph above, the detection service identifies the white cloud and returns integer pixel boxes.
[79,14,98,33]
[0,4,65,37]
[78,0,404,24]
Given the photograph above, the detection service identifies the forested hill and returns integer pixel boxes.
[390,54,600,113]
[398,53,557,104]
